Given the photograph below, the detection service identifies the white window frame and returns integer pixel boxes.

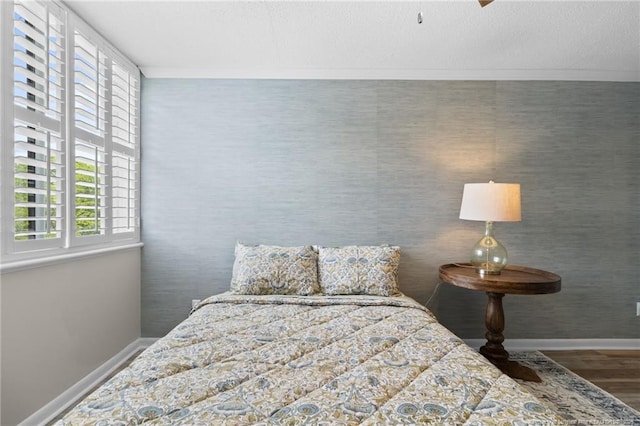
[1,0,140,266]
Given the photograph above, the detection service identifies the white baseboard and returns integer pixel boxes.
[19,337,158,426]
[464,338,640,351]
[20,337,637,425]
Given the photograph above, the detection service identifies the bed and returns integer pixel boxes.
[55,244,561,425]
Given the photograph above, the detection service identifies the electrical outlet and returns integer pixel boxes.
[192,299,201,309]
[637,302,640,317]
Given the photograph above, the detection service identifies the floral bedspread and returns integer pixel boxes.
[56,293,562,425]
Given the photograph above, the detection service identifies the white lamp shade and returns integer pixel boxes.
[459,182,521,222]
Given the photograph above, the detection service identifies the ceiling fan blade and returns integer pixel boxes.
[479,0,494,7]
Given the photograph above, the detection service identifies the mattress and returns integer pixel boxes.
[55,293,561,425]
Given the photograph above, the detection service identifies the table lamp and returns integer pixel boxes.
[459,181,521,276]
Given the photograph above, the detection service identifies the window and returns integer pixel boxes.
[1,0,140,263]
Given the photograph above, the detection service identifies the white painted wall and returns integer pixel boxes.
[0,248,141,425]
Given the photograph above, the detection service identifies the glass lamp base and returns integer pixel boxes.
[470,222,508,276]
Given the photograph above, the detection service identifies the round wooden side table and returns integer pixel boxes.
[439,263,561,382]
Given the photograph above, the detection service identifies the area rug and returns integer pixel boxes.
[511,351,640,425]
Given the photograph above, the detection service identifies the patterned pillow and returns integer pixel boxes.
[230,243,320,295]
[317,245,401,296]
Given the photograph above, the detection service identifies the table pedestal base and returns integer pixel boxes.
[480,292,542,383]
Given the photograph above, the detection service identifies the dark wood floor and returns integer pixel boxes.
[543,350,640,411]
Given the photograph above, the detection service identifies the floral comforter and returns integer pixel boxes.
[57,293,561,425]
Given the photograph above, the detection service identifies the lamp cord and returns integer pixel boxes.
[452,263,476,269]
[424,281,441,309]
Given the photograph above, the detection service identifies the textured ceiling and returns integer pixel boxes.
[64,1,640,81]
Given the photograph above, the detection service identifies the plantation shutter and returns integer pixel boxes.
[110,62,139,236]
[2,0,140,261]
[70,26,139,242]
[72,30,108,239]
[12,1,66,249]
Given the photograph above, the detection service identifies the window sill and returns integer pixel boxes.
[0,242,144,274]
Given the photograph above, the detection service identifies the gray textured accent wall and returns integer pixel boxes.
[141,80,639,340]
